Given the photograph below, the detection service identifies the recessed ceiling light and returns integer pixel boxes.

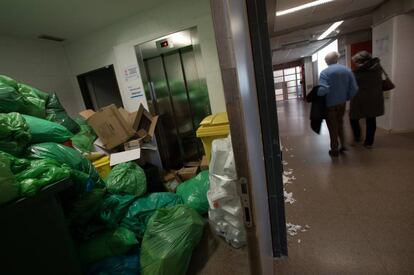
[317,21,344,40]
[276,0,336,16]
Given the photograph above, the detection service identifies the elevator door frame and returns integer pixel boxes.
[143,46,205,168]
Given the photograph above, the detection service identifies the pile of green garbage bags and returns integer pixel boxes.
[0,75,80,134]
[0,74,215,275]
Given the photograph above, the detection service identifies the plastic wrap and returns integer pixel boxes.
[45,93,80,134]
[87,248,140,275]
[0,154,19,204]
[176,170,210,214]
[0,82,46,118]
[0,75,18,90]
[22,114,73,143]
[121,192,183,238]
[27,142,103,187]
[15,159,71,197]
[71,118,96,153]
[0,112,32,155]
[68,188,106,227]
[140,205,205,275]
[0,151,30,174]
[106,162,147,196]
[100,194,137,228]
[18,83,50,101]
[207,136,246,248]
[79,227,138,264]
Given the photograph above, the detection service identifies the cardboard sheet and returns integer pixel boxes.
[110,148,141,166]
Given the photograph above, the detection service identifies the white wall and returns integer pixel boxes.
[389,13,414,131]
[0,35,84,116]
[373,13,414,132]
[64,0,226,114]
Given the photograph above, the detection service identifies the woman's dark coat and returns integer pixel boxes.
[350,58,384,119]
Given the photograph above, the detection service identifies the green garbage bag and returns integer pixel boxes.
[69,188,106,226]
[0,75,18,90]
[71,118,96,153]
[0,155,19,205]
[0,112,31,156]
[46,93,80,134]
[23,115,73,143]
[0,151,30,174]
[100,194,137,228]
[27,142,103,187]
[18,83,50,101]
[176,170,210,214]
[79,227,138,264]
[140,205,205,275]
[121,192,183,238]
[16,158,71,197]
[0,82,45,118]
[106,162,147,196]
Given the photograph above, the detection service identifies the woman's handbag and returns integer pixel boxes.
[381,66,395,91]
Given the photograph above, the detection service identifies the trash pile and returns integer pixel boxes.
[207,136,247,248]
[0,74,220,275]
[281,145,310,241]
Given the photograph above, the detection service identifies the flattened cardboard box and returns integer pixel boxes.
[134,104,159,142]
[87,104,135,150]
[178,166,199,181]
[200,155,209,171]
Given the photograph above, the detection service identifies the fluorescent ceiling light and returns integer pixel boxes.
[317,20,343,40]
[276,0,335,16]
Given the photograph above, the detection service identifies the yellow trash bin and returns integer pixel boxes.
[196,112,230,161]
[93,156,111,179]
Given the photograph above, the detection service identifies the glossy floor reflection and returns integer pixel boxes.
[274,99,414,275]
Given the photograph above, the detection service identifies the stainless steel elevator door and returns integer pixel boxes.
[145,57,182,168]
[144,46,210,169]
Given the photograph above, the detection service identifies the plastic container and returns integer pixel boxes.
[196,113,230,161]
[93,156,111,179]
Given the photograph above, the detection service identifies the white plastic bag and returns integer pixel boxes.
[207,136,246,248]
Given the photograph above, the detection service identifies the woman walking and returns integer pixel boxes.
[350,51,384,148]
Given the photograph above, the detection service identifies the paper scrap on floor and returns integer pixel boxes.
[286,223,310,237]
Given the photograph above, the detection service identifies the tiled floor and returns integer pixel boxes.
[274,99,414,274]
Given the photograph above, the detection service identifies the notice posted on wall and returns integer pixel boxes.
[123,65,139,82]
[121,64,147,110]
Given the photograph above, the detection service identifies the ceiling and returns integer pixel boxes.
[270,0,386,65]
[0,0,165,41]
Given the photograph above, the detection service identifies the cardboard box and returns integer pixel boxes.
[87,104,136,150]
[134,104,159,142]
[184,161,200,168]
[163,171,182,193]
[124,138,144,151]
[178,166,199,181]
[79,109,95,120]
[200,155,209,171]
[118,108,138,128]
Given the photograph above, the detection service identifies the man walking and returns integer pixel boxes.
[318,52,358,157]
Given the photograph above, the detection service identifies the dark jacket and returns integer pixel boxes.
[350,58,384,119]
[306,85,326,134]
